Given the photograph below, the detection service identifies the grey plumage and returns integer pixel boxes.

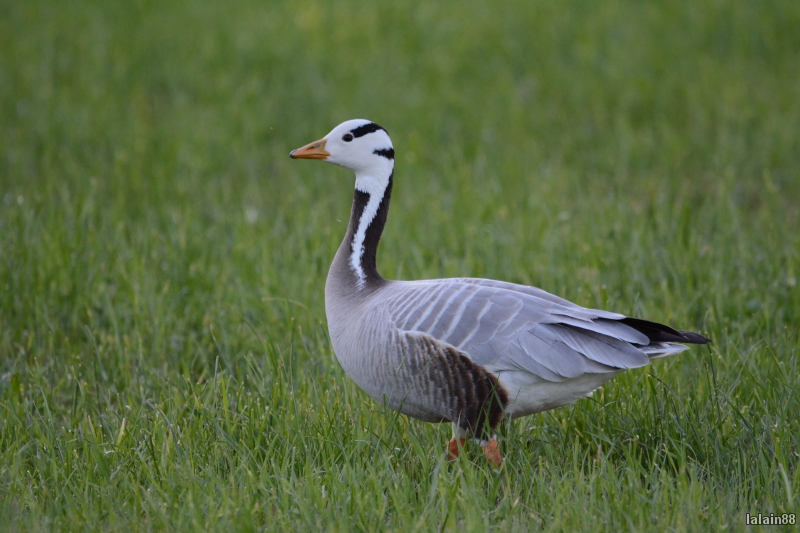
[291,119,710,460]
[328,276,696,420]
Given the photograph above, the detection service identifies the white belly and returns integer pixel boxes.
[494,370,622,419]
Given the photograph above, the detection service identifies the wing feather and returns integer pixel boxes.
[384,277,687,383]
[550,316,650,345]
[543,324,649,368]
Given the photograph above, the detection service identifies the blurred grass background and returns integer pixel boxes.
[1,0,798,530]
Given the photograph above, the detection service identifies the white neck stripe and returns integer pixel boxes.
[350,171,391,289]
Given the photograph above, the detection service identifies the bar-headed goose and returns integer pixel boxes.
[290,119,709,467]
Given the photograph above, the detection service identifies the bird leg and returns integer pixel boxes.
[447,437,467,462]
[449,429,502,468]
[481,436,502,469]
[448,424,467,462]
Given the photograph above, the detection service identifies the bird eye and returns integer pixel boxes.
[342,133,354,142]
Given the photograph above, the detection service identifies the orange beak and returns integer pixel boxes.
[290,138,330,160]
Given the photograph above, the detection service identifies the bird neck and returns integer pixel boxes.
[333,170,393,290]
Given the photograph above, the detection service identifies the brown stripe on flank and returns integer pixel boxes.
[416,336,508,441]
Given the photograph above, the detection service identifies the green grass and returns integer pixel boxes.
[1,0,799,530]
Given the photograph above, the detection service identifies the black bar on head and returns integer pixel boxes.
[351,122,386,138]
[373,148,394,160]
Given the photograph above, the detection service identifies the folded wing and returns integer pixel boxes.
[384,278,707,383]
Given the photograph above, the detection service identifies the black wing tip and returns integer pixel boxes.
[620,317,711,345]
[677,330,712,344]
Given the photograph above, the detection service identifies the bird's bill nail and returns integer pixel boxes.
[289,138,330,159]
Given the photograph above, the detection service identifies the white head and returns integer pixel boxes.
[290,119,394,194]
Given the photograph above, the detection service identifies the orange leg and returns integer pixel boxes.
[447,437,467,462]
[481,437,502,469]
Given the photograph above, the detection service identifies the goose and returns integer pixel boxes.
[290,119,710,467]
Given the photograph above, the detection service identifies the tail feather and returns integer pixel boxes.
[641,342,689,359]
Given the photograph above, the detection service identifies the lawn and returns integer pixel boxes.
[1,0,798,530]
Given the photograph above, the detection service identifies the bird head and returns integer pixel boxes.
[290,119,394,178]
